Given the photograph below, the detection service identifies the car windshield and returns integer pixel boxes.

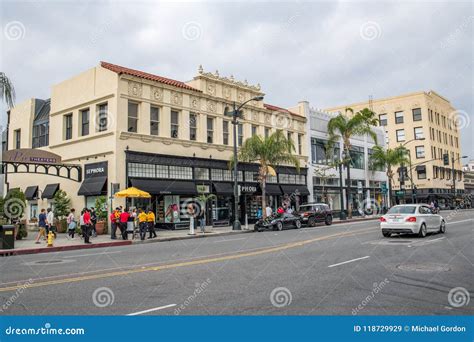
[299,206,314,211]
[387,206,417,214]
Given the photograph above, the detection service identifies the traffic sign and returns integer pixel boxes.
[395,190,405,196]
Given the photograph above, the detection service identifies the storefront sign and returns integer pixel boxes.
[197,185,210,193]
[241,185,257,194]
[2,149,61,164]
[85,161,108,178]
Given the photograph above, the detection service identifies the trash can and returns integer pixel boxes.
[0,225,15,249]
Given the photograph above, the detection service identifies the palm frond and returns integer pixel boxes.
[0,72,15,109]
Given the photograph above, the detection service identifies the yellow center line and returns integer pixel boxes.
[0,228,374,292]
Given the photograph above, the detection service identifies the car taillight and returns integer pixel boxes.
[303,212,310,217]
[406,217,417,222]
[380,217,386,222]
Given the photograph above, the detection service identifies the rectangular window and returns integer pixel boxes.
[415,146,425,159]
[298,134,303,155]
[189,113,197,141]
[311,138,340,165]
[14,129,21,149]
[349,145,365,169]
[171,110,179,138]
[238,123,243,146]
[80,109,90,136]
[223,120,229,145]
[127,101,138,133]
[412,108,422,121]
[98,103,108,132]
[195,167,209,180]
[211,169,223,181]
[150,106,159,136]
[156,165,168,178]
[395,111,404,124]
[64,114,73,140]
[251,125,257,136]
[396,129,405,142]
[32,122,49,148]
[417,167,427,179]
[378,114,387,126]
[128,163,156,178]
[287,131,292,143]
[265,127,270,138]
[169,165,192,179]
[207,117,214,144]
[414,127,423,140]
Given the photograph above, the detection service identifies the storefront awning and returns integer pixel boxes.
[265,184,283,195]
[42,183,60,199]
[130,178,197,195]
[25,186,39,200]
[78,177,107,196]
[280,185,310,196]
[213,182,234,195]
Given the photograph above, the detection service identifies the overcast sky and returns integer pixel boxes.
[1,0,473,158]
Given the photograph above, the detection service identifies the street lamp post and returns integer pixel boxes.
[338,161,346,220]
[451,155,468,206]
[399,137,425,204]
[225,96,264,230]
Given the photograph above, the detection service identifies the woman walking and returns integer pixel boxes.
[81,208,92,244]
[67,208,77,239]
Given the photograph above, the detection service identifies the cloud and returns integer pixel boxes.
[1,0,472,156]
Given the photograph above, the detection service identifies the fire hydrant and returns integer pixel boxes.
[47,231,55,247]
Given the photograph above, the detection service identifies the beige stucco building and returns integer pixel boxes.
[325,90,465,207]
[4,61,308,227]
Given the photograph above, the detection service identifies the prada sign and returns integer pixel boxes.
[240,185,257,194]
[85,161,108,178]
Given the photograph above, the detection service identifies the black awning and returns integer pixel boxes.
[213,182,234,195]
[280,185,310,196]
[42,183,60,199]
[78,177,107,196]
[416,165,426,171]
[25,186,39,200]
[265,184,283,195]
[130,178,197,195]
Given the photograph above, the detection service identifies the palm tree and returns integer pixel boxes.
[0,72,16,108]
[327,108,378,218]
[233,130,300,218]
[369,145,409,207]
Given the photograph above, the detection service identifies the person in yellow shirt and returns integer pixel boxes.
[147,210,157,239]
[138,209,148,241]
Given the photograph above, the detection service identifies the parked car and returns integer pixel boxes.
[379,204,446,238]
[297,203,333,226]
[254,213,302,232]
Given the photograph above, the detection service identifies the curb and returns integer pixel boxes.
[0,240,132,257]
[132,229,254,244]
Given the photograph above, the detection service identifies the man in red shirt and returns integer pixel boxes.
[119,210,130,240]
[83,208,92,244]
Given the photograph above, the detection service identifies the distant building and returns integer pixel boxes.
[463,160,474,208]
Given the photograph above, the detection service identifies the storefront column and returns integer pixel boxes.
[160,106,171,138]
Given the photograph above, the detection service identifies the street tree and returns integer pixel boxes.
[0,72,15,108]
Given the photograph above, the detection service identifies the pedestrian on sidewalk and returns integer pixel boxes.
[265,204,272,218]
[197,208,205,234]
[138,209,147,240]
[90,207,97,237]
[82,208,92,244]
[67,208,77,239]
[147,209,157,239]
[35,208,47,244]
[119,209,129,240]
[46,208,56,238]
[110,208,120,239]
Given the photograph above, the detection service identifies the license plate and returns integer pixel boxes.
[391,218,401,222]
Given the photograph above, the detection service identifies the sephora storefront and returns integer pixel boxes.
[77,161,108,208]
[125,151,309,229]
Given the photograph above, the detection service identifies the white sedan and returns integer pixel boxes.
[380,204,446,238]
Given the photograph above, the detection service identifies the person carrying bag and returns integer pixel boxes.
[67,208,77,239]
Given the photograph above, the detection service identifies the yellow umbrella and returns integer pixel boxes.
[114,187,151,198]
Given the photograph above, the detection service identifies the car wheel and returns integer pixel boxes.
[294,220,302,229]
[325,215,333,225]
[276,221,283,231]
[308,217,316,227]
[382,231,391,238]
[418,223,427,238]
[438,220,446,234]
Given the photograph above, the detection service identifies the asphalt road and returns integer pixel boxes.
[0,210,472,316]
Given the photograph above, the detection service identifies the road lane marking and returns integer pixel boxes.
[328,256,370,268]
[446,219,474,225]
[408,237,445,248]
[63,251,122,258]
[213,238,247,243]
[0,228,375,292]
[127,304,176,316]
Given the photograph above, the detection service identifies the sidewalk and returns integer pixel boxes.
[0,215,380,256]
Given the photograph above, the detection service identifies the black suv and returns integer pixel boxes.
[298,203,333,226]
